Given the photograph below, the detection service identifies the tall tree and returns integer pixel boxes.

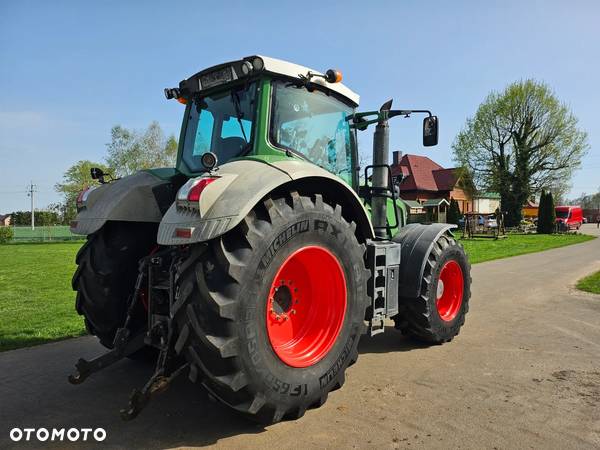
[446,198,462,225]
[570,187,600,210]
[544,191,556,233]
[537,190,557,234]
[105,121,177,177]
[453,79,588,226]
[54,160,109,223]
[537,190,547,233]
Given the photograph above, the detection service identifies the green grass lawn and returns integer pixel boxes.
[0,232,595,352]
[460,233,595,264]
[0,242,86,351]
[576,270,600,294]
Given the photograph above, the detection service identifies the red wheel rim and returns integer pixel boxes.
[266,246,347,368]
[436,260,464,322]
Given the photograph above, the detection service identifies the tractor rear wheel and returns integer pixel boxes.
[394,231,471,343]
[172,191,369,423]
[72,222,157,349]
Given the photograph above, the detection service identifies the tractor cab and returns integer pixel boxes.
[168,56,360,187]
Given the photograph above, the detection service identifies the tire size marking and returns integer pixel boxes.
[265,373,308,397]
[319,334,354,388]
[258,220,309,273]
[245,309,308,397]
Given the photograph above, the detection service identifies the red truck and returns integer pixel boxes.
[555,205,583,230]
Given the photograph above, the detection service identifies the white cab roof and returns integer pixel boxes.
[258,55,360,106]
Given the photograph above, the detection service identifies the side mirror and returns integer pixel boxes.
[90,167,105,183]
[423,116,438,147]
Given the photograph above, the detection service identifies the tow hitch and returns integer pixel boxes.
[68,248,190,420]
[68,330,146,385]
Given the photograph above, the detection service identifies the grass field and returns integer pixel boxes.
[0,242,86,351]
[460,233,594,264]
[0,233,595,352]
[576,270,600,294]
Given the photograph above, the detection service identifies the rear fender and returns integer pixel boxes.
[71,171,176,236]
[157,159,374,245]
[392,223,458,298]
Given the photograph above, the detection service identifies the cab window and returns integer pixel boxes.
[270,81,355,184]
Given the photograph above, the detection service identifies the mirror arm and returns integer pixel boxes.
[348,109,433,130]
[388,109,432,119]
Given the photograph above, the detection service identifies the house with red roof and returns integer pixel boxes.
[390,151,473,214]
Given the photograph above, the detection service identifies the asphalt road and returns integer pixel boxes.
[1,225,600,449]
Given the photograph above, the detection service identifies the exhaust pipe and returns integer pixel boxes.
[371,101,392,239]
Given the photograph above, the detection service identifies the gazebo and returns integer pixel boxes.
[422,198,449,223]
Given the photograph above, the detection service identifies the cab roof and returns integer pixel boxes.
[179,55,360,106]
[258,55,359,106]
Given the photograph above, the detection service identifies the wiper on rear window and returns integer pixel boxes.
[231,90,249,143]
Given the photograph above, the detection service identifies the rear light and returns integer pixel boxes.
[76,189,87,205]
[175,227,193,239]
[76,186,97,208]
[176,177,218,208]
[187,178,217,201]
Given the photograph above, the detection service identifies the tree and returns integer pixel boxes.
[537,190,556,234]
[453,79,588,227]
[545,191,556,233]
[10,211,31,226]
[48,202,72,225]
[537,190,547,233]
[35,210,60,226]
[105,121,177,177]
[570,187,600,210]
[548,183,570,206]
[55,160,109,223]
[447,198,462,225]
[9,210,59,226]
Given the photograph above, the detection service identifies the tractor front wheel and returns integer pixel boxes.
[394,231,471,343]
[172,191,369,423]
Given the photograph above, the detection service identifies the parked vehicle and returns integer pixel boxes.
[555,205,583,230]
[67,56,471,423]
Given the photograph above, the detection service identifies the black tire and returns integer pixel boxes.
[172,191,369,424]
[72,222,157,349]
[394,231,471,343]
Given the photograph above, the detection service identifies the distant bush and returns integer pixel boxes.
[0,227,14,244]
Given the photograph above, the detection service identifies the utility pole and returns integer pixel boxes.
[27,181,37,230]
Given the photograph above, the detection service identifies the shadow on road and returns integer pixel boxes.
[0,328,429,449]
[358,326,433,354]
[0,339,265,449]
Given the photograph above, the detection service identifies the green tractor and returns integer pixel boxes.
[69,56,471,423]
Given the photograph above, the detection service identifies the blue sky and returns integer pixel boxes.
[1,0,598,213]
